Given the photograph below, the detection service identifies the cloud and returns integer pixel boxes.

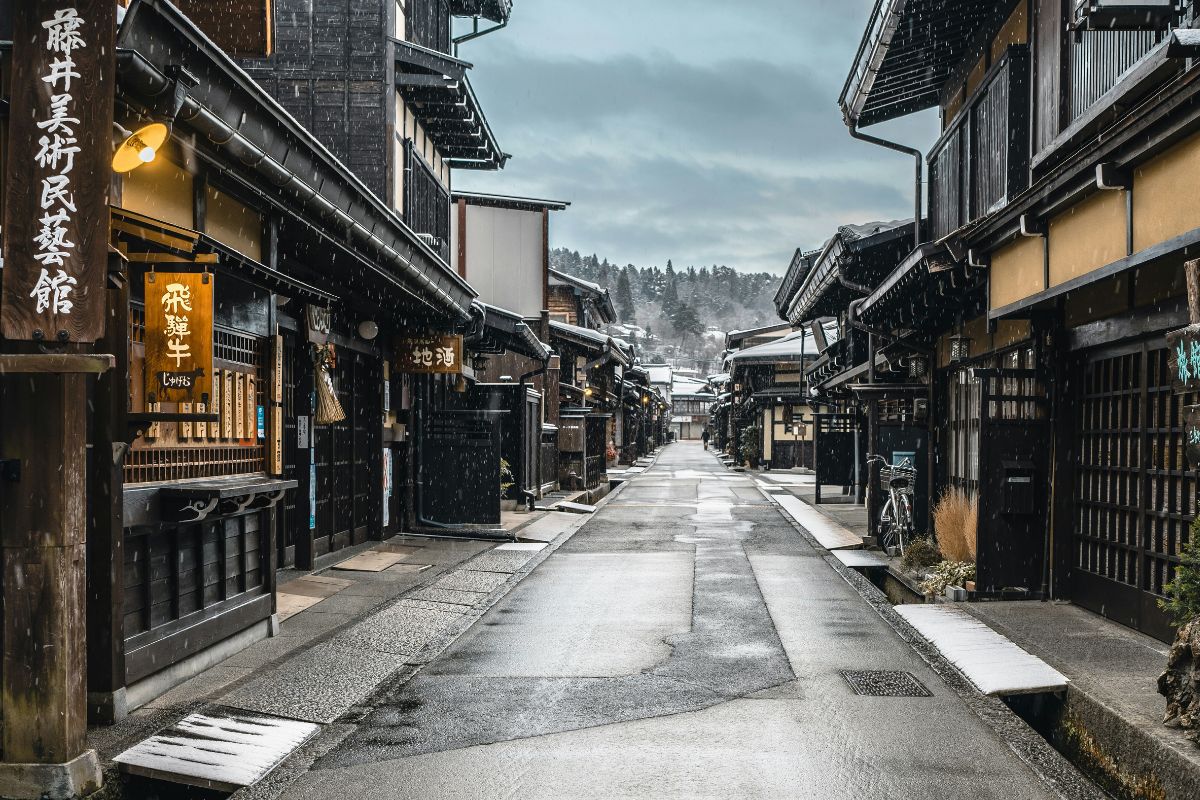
[454,1,938,273]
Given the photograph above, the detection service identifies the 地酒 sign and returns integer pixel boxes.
[396,335,463,375]
[144,272,213,406]
[1,1,116,342]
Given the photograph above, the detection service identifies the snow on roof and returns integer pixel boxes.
[549,268,604,296]
[726,329,821,366]
[645,365,673,384]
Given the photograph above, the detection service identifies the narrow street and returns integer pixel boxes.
[273,442,1069,800]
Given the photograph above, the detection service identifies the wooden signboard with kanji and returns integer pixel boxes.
[1167,325,1200,394]
[396,334,463,375]
[2,1,116,342]
[144,272,214,406]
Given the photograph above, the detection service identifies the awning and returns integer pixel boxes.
[726,331,817,367]
[549,319,607,352]
[625,365,650,383]
[783,221,916,325]
[773,248,820,319]
[468,302,550,361]
[111,207,337,305]
[548,320,631,368]
[394,40,507,170]
[858,244,986,330]
[840,0,1011,127]
[751,388,810,402]
[846,382,930,398]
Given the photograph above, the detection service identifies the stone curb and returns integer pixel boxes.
[758,487,1106,800]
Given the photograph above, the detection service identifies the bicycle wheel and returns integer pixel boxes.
[879,498,897,551]
[896,494,914,552]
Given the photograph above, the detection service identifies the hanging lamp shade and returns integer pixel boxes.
[112,123,169,173]
[949,333,972,364]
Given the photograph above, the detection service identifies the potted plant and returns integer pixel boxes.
[1158,517,1200,744]
[740,423,762,469]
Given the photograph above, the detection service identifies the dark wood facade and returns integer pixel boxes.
[834,0,1200,640]
[0,0,494,720]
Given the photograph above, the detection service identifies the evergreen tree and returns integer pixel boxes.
[671,304,704,345]
[615,268,636,323]
[661,275,679,317]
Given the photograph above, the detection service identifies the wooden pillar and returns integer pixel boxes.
[0,1,114,795]
[0,367,102,796]
[86,255,130,723]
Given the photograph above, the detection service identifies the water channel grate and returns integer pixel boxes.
[840,670,932,697]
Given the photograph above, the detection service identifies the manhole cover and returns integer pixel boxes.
[840,670,932,697]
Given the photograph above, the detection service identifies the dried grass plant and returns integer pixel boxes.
[933,487,978,563]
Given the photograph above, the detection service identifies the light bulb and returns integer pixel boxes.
[138,146,156,163]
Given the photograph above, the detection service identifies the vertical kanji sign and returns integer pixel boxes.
[1167,325,1200,393]
[144,272,213,407]
[2,1,115,342]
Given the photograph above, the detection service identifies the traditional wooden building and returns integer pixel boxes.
[724,332,819,470]
[0,0,537,732]
[449,192,571,501]
[548,268,617,328]
[774,221,927,513]
[548,320,631,490]
[669,376,715,441]
[842,0,1200,640]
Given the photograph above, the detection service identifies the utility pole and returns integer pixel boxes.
[0,2,116,797]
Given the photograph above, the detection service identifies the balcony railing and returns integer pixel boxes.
[928,46,1030,241]
[404,140,452,264]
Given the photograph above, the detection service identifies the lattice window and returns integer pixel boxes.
[125,300,267,484]
[946,367,982,497]
[1074,342,1195,601]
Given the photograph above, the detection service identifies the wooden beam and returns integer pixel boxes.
[0,354,115,374]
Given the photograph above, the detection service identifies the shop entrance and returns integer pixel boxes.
[283,337,383,567]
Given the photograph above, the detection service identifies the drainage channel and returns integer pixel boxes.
[841,556,1167,800]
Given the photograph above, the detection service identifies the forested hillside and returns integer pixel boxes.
[550,249,782,338]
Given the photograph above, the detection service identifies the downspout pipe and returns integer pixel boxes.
[849,123,923,250]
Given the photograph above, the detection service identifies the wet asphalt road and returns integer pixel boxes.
[278,442,1062,799]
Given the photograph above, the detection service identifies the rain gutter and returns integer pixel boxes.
[848,124,923,251]
[114,10,475,323]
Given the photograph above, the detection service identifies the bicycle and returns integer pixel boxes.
[868,454,916,554]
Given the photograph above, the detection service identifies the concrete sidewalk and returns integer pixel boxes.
[758,470,1200,798]
[87,504,604,796]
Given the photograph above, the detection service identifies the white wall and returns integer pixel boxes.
[452,204,544,317]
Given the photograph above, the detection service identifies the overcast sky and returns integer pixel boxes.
[454,0,938,275]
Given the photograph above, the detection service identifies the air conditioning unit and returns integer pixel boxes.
[1072,0,1184,30]
[415,233,443,250]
